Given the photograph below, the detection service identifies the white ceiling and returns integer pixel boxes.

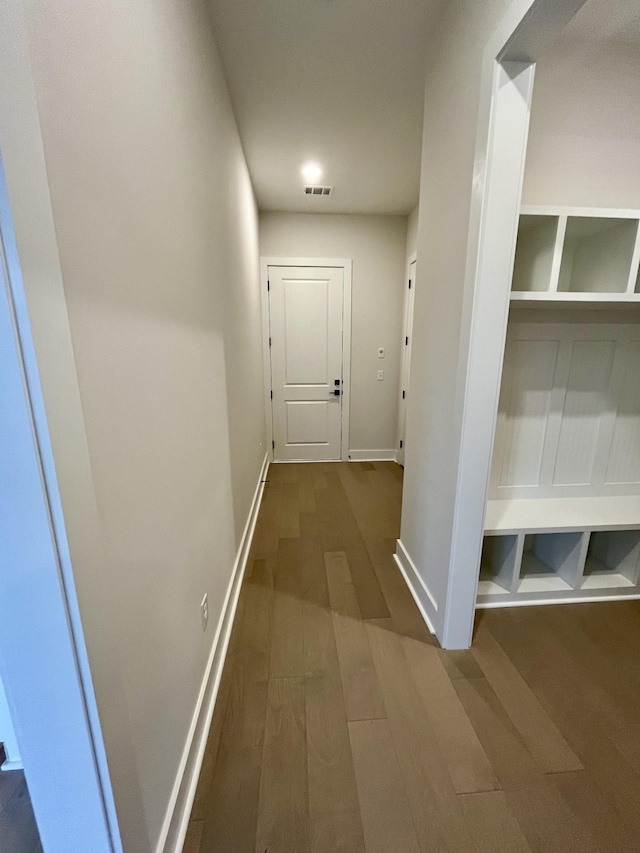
[207,0,445,215]
[564,0,640,44]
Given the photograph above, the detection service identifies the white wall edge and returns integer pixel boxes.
[394,539,437,635]
[156,453,269,853]
[348,450,398,462]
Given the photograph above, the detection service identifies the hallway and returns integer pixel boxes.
[185,461,640,852]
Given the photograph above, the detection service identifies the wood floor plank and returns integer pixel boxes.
[548,769,640,853]
[439,649,485,681]
[458,791,532,852]
[471,619,582,774]
[365,618,474,852]
[454,676,600,853]
[270,539,305,678]
[484,606,640,777]
[306,672,366,853]
[319,473,389,619]
[239,558,273,681]
[348,462,369,483]
[280,480,301,538]
[324,552,386,721]
[327,529,389,619]
[365,537,435,642]
[543,604,640,716]
[203,637,236,766]
[338,464,400,541]
[382,459,404,483]
[522,666,640,831]
[249,480,281,560]
[255,677,309,853]
[300,524,366,850]
[183,819,204,853]
[0,778,42,853]
[348,719,421,853]
[310,464,328,490]
[476,608,561,674]
[200,743,262,853]
[191,748,216,821]
[0,766,23,819]
[298,464,317,513]
[212,559,273,764]
[401,634,499,794]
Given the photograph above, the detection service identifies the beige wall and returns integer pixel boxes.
[523,37,640,207]
[260,212,407,452]
[2,1,264,850]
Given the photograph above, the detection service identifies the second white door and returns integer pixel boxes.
[268,265,345,461]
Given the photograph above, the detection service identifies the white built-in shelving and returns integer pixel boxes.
[511,206,640,306]
[480,206,640,608]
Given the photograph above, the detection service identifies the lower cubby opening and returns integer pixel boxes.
[581,530,640,590]
[517,533,582,593]
[478,535,519,595]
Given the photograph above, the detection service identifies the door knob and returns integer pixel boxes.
[332,389,341,396]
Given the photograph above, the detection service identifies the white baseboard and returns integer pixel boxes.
[477,591,640,609]
[157,453,269,853]
[1,759,23,772]
[394,539,438,635]
[348,449,398,462]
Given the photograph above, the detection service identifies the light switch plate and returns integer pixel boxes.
[378,347,385,358]
[377,370,384,381]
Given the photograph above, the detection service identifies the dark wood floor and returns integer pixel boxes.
[186,460,640,852]
[0,746,42,853]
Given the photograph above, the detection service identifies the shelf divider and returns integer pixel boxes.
[548,214,566,294]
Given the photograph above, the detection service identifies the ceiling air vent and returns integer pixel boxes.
[304,185,334,196]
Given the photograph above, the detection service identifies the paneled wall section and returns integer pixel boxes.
[491,322,640,499]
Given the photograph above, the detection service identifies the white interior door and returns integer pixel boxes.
[397,258,416,465]
[269,265,344,461]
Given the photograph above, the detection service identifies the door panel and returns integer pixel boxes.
[269,266,344,461]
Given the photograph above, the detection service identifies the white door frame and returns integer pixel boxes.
[260,257,352,462]
[433,0,588,647]
[0,159,120,852]
[397,252,417,465]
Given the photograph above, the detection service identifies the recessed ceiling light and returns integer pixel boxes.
[301,161,323,183]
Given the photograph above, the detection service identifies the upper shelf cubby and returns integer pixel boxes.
[558,217,638,293]
[511,207,640,304]
[512,215,560,293]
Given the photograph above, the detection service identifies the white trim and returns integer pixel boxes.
[260,263,274,465]
[1,759,24,772]
[0,152,119,850]
[157,453,269,853]
[348,450,397,462]
[394,540,437,634]
[521,205,640,219]
[260,257,352,462]
[341,263,353,463]
[477,591,640,609]
[511,292,640,304]
[397,253,417,466]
